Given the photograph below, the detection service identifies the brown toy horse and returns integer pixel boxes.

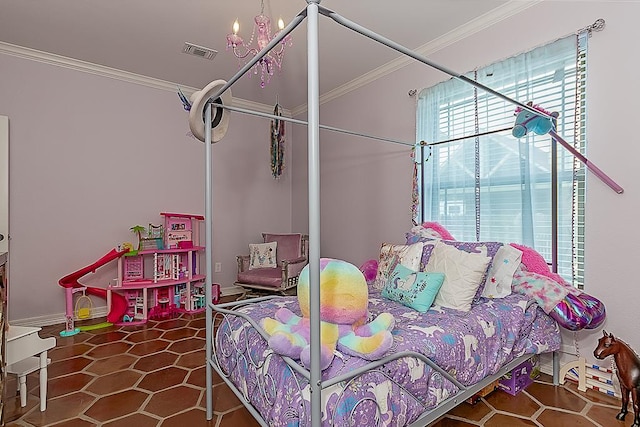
[594,331,640,427]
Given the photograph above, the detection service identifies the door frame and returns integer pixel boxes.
[0,115,7,254]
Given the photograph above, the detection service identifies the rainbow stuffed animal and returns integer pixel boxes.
[260,258,395,370]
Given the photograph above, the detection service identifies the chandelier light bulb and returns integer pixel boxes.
[278,18,285,31]
[232,20,239,35]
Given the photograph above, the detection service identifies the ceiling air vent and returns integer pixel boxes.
[182,42,218,60]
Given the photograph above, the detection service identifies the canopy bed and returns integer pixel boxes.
[184,1,621,425]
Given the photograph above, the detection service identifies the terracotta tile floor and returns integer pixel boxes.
[3,311,629,427]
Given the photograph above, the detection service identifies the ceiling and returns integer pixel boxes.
[0,0,526,111]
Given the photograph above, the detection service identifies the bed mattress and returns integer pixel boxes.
[213,292,560,426]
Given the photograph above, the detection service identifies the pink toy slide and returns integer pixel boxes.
[59,248,129,323]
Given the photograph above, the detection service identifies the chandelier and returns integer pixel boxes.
[226,0,292,88]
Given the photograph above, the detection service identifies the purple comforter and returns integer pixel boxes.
[214,292,560,426]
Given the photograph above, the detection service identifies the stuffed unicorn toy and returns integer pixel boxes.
[512,102,559,138]
[261,258,395,370]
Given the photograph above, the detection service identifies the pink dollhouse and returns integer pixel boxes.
[108,213,206,325]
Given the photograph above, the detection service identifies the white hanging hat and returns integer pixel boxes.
[188,79,232,143]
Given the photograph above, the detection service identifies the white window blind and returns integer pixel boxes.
[415,35,587,287]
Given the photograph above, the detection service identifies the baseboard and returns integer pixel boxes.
[11,286,245,328]
[10,306,109,329]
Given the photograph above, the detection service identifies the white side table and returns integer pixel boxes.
[6,326,56,411]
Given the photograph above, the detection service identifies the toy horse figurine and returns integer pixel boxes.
[594,331,640,427]
[512,101,559,138]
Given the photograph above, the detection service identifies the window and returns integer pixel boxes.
[415,34,587,287]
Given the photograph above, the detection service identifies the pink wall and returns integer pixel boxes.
[3,1,640,368]
[0,53,293,323]
[293,2,640,365]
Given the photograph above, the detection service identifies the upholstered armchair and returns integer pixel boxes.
[235,233,309,295]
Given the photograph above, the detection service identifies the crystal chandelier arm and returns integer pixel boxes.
[230,45,260,60]
[211,8,307,102]
[271,41,287,57]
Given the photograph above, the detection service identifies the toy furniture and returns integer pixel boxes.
[107,213,206,325]
[5,326,56,412]
[235,233,308,296]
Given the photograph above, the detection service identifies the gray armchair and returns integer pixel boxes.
[235,233,309,295]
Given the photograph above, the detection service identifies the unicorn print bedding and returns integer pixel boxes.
[213,291,560,426]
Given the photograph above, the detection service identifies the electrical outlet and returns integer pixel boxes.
[214,262,222,273]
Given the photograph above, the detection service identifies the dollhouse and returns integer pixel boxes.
[107,213,206,324]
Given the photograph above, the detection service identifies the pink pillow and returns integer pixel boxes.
[420,222,456,241]
[509,243,566,285]
[359,259,378,286]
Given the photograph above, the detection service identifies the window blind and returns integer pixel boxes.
[416,35,587,287]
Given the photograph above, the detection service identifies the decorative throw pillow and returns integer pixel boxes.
[382,263,445,312]
[249,241,277,269]
[410,236,502,302]
[511,268,570,313]
[372,242,424,291]
[425,241,491,312]
[482,245,523,298]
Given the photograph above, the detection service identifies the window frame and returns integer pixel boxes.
[415,35,587,288]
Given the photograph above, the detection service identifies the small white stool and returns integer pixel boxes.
[7,355,52,410]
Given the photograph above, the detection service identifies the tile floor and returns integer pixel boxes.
[2,310,630,427]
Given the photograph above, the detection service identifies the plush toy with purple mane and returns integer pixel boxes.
[512,102,559,138]
[261,258,395,370]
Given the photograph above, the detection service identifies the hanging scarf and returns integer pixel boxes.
[270,102,285,179]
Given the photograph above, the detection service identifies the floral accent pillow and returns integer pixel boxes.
[382,263,445,312]
[372,242,424,291]
[249,241,278,269]
[425,241,491,312]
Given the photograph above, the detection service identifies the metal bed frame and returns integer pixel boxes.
[193,1,623,425]
[209,296,552,426]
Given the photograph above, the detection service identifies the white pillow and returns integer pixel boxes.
[249,241,278,269]
[482,245,523,298]
[426,241,491,312]
[372,242,425,291]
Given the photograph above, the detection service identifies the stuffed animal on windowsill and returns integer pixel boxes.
[512,102,559,138]
[260,258,395,370]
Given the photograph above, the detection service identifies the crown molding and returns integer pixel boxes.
[0,41,287,116]
[1,0,540,120]
[290,0,541,117]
